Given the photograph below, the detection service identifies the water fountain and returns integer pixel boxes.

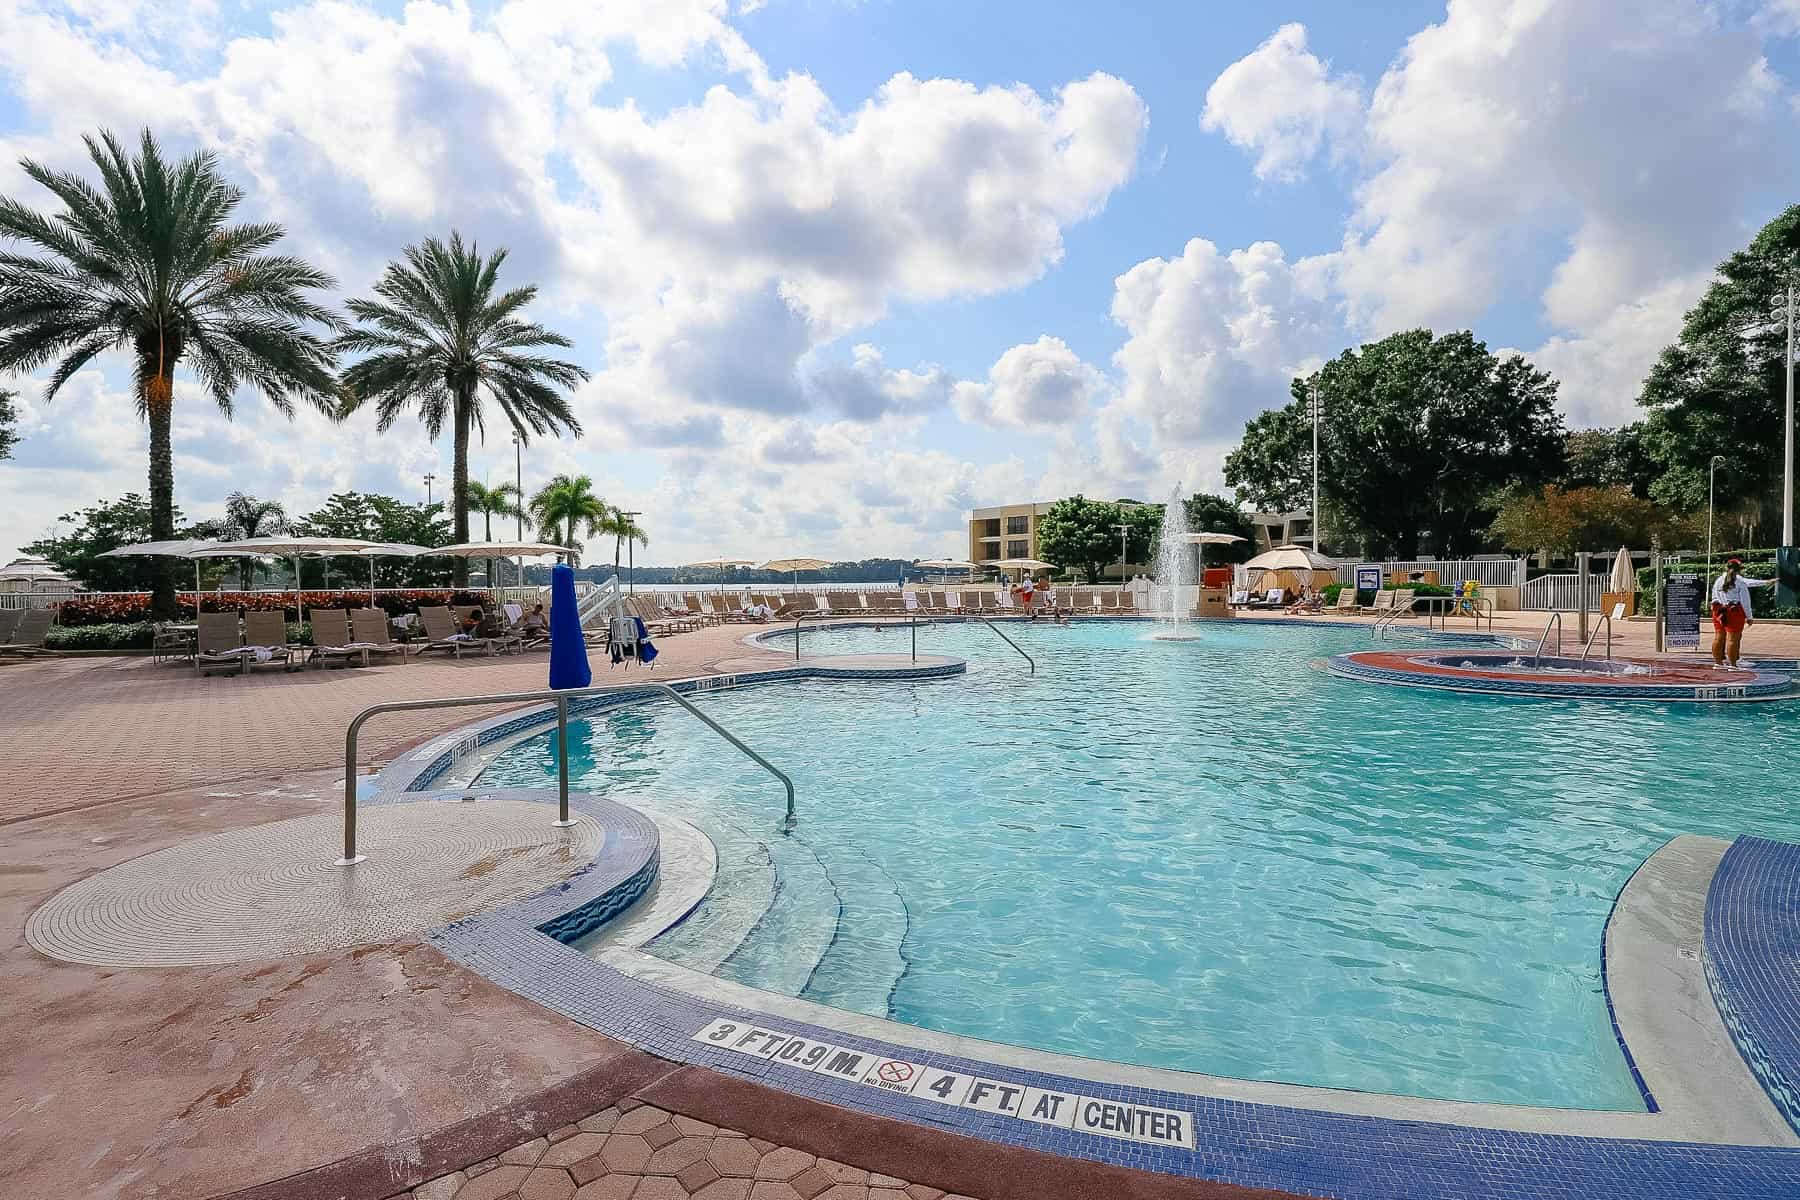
[1152,484,1199,641]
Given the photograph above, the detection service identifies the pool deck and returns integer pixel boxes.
[5,614,1800,1199]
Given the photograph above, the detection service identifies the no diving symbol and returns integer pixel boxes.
[877,1060,914,1085]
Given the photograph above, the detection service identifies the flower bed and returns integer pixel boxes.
[51,589,490,626]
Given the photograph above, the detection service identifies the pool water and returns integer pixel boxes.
[476,620,1800,1110]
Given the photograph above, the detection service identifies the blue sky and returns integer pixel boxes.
[3,0,1798,568]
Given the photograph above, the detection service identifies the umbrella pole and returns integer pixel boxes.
[293,554,304,641]
[370,557,376,609]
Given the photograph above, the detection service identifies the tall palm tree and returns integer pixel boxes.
[529,473,606,561]
[602,505,649,583]
[334,231,587,586]
[0,129,340,616]
[465,479,523,586]
[222,490,287,591]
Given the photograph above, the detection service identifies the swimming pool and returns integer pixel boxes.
[475,619,1800,1111]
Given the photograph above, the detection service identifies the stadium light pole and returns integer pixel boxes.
[1785,283,1794,545]
[513,431,525,589]
[423,472,436,507]
[1311,378,1322,552]
[622,509,643,593]
[1708,454,1726,587]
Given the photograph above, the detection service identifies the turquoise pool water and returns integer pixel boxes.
[476,620,1800,1110]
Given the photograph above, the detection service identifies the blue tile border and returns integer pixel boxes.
[1327,651,1798,703]
[376,653,1800,1196]
[1704,837,1800,1137]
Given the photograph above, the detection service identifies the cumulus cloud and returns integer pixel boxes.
[806,344,954,422]
[952,336,1108,431]
[1200,23,1362,182]
[1108,238,1333,444]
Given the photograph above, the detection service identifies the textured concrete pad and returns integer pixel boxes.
[25,800,603,966]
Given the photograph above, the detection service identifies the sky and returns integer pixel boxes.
[3,0,1799,569]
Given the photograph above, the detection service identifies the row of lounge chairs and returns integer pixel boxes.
[193,605,550,675]
[654,589,1142,621]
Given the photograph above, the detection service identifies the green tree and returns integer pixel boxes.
[0,387,17,461]
[602,505,648,582]
[221,491,287,591]
[1490,484,1698,557]
[465,479,524,587]
[0,129,340,617]
[1181,492,1256,565]
[1560,427,1655,495]
[1036,495,1128,583]
[529,473,606,559]
[334,232,587,586]
[294,492,451,587]
[1637,205,1800,521]
[1224,330,1565,557]
[23,493,213,589]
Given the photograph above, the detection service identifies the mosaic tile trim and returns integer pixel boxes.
[1703,837,1800,1137]
[1598,848,1663,1113]
[1327,651,1797,702]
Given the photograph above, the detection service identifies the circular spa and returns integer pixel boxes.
[1329,648,1798,701]
[468,619,1800,1114]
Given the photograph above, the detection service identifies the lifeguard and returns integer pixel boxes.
[1710,557,1777,668]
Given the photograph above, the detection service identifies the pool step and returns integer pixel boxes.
[643,814,776,975]
[801,842,911,1018]
[716,831,842,998]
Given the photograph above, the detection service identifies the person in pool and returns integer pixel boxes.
[1710,557,1777,668]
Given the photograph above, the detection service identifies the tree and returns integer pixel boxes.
[334,232,587,586]
[294,492,451,587]
[221,491,287,591]
[529,473,606,559]
[465,479,523,587]
[1637,205,1800,523]
[0,387,17,461]
[1224,329,1566,557]
[1182,492,1256,565]
[0,129,340,617]
[1490,485,1698,557]
[1036,495,1129,583]
[23,493,213,589]
[1561,427,1654,495]
[602,505,648,582]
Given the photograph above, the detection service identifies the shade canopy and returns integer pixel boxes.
[992,557,1054,571]
[916,558,979,570]
[208,536,382,556]
[347,542,435,558]
[1608,547,1636,594]
[760,557,833,573]
[1241,544,1336,574]
[683,557,756,569]
[98,540,211,559]
[1183,532,1247,545]
[430,540,575,560]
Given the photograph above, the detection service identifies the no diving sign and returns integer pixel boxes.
[691,1018,1194,1150]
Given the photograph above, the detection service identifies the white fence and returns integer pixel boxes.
[1518,573,1609,612]
[1331,558,1526,590]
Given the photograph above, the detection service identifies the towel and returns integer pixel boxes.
[446,632,475,642]
[243,645,280,663]
[503,603,523,624]
[633,617,658,664]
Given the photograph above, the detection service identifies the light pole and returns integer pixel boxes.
[513,431,525,590]
[1708,454,1726,589]
[423,472,437,508]
[1114,521,1131,585]
[1311,378,1322,552]
[1785,282,1794,546]
[621,509,642,593]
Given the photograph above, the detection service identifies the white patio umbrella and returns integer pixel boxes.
[761,556,833,593]
[98,539,214,607]
[207,536,382,628]
[429,541,575,596]
[344,542,434,607]
[1240,544,1335,573]
[1182,532,1247,545]
[992,557,1055,577]
[684,557,756,596]
[1608,547,1636,596]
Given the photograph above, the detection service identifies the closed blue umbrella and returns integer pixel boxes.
[548,562,591,690]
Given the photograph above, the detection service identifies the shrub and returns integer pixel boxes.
[1407,583,1453,597]
[51,588,494,626]
[44,621,156,650]
[1321,582,1345,604]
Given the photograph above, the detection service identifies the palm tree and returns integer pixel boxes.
[334,231,587,586]
[602,506,649,584]
[0,129,340,616]
[222,491,287,591]
[465,479,523,587]
[529,473,607,561]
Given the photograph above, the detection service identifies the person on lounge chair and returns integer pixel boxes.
[461,605,485,635]
[519,604,549,642]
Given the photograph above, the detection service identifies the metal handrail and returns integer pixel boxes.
[1534,612,1563,666]
[1579,610,1614,664]
[338,680,797,865]
[969,615,1035,673]
[1372,601,1415,640]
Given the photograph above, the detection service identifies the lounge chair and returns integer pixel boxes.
[705,594,745,623]
[0,609,54,657]
[415,606,490,658]
[1330,587,1359,615]
[825,592,861,615]
[776,593,816,619]
[872,592,905,614]
[1117,591,1138,615]
[241,611,296,671]
[1360,589,1394,615]
[1226,589,1252,609]
[350,609,409,661]
[196,611,249,676]
[1245,587,1285,610]
[683,594,719,625]
[0,609,18,644]
[307,610,370,668]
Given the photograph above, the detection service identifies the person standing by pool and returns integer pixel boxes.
[1711,557,1778,668]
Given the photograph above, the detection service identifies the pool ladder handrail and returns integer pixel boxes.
[1422,595,1494,633]
[1578,609,1615,664]
[338,680,797,866]
[1372,601,1416,640]
[1533,611,1563,666]
[787,610,1034,674]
